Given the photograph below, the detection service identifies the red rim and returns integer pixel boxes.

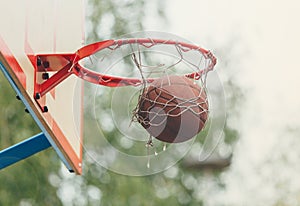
[72,38,217,87]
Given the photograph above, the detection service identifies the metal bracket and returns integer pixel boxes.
[33,54,75,112]
[0,133,51,170]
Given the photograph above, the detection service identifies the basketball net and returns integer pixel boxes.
[77,37,217,168]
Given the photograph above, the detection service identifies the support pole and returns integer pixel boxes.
[0,133,51,170]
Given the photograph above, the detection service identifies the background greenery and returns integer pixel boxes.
[0,0,239,205]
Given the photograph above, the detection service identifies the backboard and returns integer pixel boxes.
[0,0,84,174]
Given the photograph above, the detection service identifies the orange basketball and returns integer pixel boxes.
[136,75,208,143]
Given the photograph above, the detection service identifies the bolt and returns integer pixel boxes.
[37,57,42,66]
[43,106,48,113]
[35,93,41,99]
[42,61,50,68]
[42,72,49,80]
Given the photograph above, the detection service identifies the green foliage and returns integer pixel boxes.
[87,0,145,41]
[86,0,166,42]
[79,164,206,206]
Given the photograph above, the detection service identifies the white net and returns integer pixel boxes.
[81,33,220,174]
[81,38,216,144]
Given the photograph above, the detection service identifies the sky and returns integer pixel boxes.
[164,0,300,205]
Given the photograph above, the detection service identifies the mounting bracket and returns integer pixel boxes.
[32,54,75,112]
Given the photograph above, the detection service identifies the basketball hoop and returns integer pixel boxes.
[72,38,216,87]
[34,38,216,116]
[70,34,218,173]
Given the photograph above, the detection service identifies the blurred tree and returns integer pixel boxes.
[56,0,241,205]
[86,0,166,42]
[0,0,242,205]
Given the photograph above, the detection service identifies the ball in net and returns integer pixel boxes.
[136,75,208,143]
